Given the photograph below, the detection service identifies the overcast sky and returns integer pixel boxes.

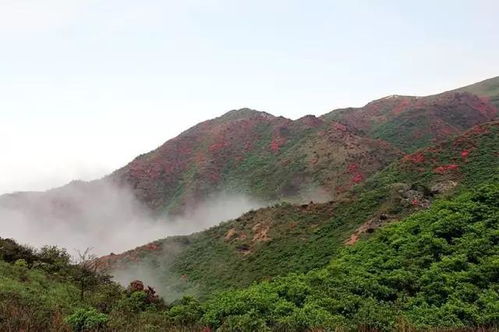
[0,0,498,194]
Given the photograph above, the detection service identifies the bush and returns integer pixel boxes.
[65,308,108,331]
[167,296,203,325]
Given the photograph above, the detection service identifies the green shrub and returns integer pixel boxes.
[167,296,203,325]
[65,308,108,331]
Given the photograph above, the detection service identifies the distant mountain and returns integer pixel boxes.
[1,77,497,221]
[110,109,402,214]
[323,85,497,152]
[109,77,497,213]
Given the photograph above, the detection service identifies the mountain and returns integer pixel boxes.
[197,182,499,330]
[109,109,402,214]
[3,180,498,330]
[110,78,498,213]
[97,121,499,299]
[323,87,497,152]
[2,78,496,221]
[1,77,498,331]
[452,76,499,108]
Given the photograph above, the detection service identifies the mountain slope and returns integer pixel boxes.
[196,182,499,330]
[98,121,499,299]
[323,87,497,152]
[1,78,497,259]
[2,78,497,221]
[453,76,499,108]
[4,182,498,331]
[110,109,401,214]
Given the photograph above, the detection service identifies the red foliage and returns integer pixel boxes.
[352,173,364,183]
[145,243,160,251]
[469,95,497,118]
[404,152,425,163]
[347,163,364,184]
[392,98,410,115]
[433,164,459,174]
[347,163,359,172]
[270,136,286,152]
[208,172,221,182]
[332,122,348,132]
[209,141,229,153]
[461,149,471,159]
[467,124,490,136]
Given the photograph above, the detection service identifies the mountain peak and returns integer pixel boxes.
[217,108,274,122]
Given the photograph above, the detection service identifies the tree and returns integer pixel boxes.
[74,248,99,301]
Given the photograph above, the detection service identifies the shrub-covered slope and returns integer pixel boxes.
[0,238,210,331]
[2,185,498,331]
[3,185,497,331]
[323,83,498,153]
[193,182,499,331]
[99,121,499,299]
[109,109,402,214]
[453,76,499,108]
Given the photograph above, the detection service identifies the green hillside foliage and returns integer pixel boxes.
[0,239,192,331]
[102,122,499,299]
[1,79,498,331]
[2,183,497,331]
[168,183,499,331]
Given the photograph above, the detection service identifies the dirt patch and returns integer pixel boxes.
[431,180,458,194]
[224,228,237,241]
[252,223,271,242]
[345,214,394,245]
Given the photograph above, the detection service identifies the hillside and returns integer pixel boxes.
[453,76,499,108]
[1,78,498,331]
[109,109,402,214]
[98,121,499,299]
[0,110,402,220]
[1,78,497,223]
[195,182,499,330]
[323,89,497,152]
[109,79,498,212]
[3,183,497,331]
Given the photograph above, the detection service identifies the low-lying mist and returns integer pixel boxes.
[0,180,265,257]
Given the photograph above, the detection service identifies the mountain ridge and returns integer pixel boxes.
[1,77,497,220]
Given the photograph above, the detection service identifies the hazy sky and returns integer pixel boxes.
[0,0,498,194]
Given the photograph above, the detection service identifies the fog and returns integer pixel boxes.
[0,180,264,257]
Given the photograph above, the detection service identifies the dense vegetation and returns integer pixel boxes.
[2,183,497,331]
[0,238,193,331]
[100,122,499,299]
[171,183,499,331]
[1,78,498,331]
